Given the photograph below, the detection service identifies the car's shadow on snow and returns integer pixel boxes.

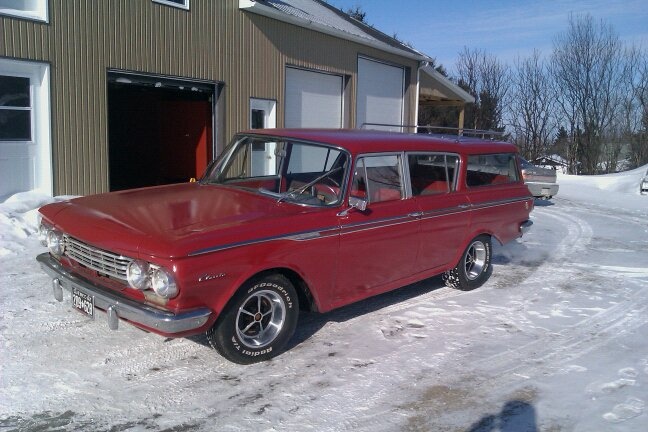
[287,275,448,349]
[533,198,555,207]
[185,278,447,351]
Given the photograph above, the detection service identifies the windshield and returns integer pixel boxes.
[203,135,349,207]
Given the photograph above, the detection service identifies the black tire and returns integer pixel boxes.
[443,235,492,291]
[206,273,299,364]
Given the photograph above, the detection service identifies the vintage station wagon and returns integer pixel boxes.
[37,129,533,364]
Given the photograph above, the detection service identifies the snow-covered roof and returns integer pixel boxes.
[239,0,431,62]
[535,154,569,166]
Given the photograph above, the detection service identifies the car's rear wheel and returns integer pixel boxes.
[443,235,492,291]
[206,273,299,364]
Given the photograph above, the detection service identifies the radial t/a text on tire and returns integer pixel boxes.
[206,273,299,364]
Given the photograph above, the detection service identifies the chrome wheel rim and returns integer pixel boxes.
[464,240,487,280]
[236,290,286,348]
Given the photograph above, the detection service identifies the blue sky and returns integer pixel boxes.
[329,0,648,72]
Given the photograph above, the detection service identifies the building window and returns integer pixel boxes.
[152,0,189,10]
[0,75,32,141]
[249,98,276,129]
[0,0,49,22]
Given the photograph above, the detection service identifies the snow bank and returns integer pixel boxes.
[557,164,647,215]
[0,192,73,257]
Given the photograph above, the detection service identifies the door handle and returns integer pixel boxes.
[458,204,471,209]
[408,212,423,218]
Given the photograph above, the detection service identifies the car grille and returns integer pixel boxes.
[63,235,131,281]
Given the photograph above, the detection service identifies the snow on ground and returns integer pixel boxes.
[0,169,647,431]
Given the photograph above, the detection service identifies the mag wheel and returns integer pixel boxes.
[443,235,492,291]
[207,274,299,364]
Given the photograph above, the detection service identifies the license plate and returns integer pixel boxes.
[72,287,94,318]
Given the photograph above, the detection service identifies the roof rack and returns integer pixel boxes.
[360,123,505,140]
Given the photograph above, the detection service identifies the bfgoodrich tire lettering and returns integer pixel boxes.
[443,235,492,291]
[207,274,299,364]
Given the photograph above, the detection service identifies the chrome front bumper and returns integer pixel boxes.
[37,253,212,334]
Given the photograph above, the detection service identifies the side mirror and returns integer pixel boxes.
[349,196,368,211]
[337,196,368,216]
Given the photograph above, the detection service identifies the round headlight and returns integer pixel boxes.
[151,267,178,298]
[39,223,51,247]
[46,230,64,256]
[127,260,150,290]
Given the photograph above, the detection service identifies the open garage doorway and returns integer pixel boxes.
[107,72,218,191]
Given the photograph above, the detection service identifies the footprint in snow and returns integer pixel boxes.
[586,368,639,395]
[603,397,645,423]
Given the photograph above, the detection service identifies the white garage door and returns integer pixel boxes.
[357,57,405,131]
[285,67,343,128]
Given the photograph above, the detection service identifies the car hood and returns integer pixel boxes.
[40,183,318,258]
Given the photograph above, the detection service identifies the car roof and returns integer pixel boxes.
[239,128,518,155]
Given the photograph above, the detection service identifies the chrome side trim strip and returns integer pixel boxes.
[188,196,530,256]
[470,196,530,211]
[189,226,340,256]
[340,214,417,236]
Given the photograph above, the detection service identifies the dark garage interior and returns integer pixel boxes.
[108,77,214,191]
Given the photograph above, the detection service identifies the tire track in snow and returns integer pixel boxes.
[466,205,648,386]
[375,206,592,336]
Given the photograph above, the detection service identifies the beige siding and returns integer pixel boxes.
[1,0,419,195]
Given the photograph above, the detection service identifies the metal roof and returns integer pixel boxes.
[239,0,431,61]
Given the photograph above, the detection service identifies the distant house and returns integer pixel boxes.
[1,0,473,198]
[533,155,569,173]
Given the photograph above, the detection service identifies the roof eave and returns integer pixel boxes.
[420,65,475,104]
[239,0,430,62]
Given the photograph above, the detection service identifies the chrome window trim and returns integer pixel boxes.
[465,153,521,189]
[204,134,352,208]
[352,151,407,202]
[406,151,461,195]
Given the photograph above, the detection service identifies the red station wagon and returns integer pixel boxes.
[37,129,534,364]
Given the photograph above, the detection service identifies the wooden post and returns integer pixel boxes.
[458,106,465,136]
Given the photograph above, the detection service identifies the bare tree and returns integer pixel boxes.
[455,47,510,132]
[551,14,625,174]
[509,50,556,160]
[345,5,367,23]
[622,46,648,168]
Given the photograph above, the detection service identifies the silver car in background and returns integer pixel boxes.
[641,168,648,195]
[519,157,559,199]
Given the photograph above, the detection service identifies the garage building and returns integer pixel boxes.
[1,0,473,198]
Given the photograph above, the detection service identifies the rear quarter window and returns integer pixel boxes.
[466,153,520,187]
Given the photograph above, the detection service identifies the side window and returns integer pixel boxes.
[466,153,520,187]
[408,154,459,196]
[351,155,403,203]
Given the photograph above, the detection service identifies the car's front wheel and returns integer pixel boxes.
[207,273,299,364]
[443,235,492,291]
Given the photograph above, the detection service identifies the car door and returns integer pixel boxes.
[334,154,420,306]
[408,153,471,271]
